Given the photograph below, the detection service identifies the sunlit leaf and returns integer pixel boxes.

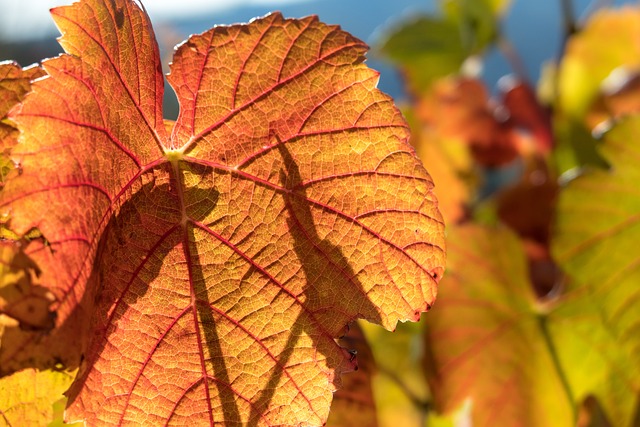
[423,225,574,426]
[0,368,75,427]
[416,77,518,167]
[552,115,640,425]
[558,6,640,119]
[405,107,473,224]
[0,62,44,185]
[362,319,431,427]
[0,1,445,425]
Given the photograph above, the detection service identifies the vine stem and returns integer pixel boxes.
[376,365,431,416]
[497,35,530,83]
[561,0,577,40]
[538,314,577,423]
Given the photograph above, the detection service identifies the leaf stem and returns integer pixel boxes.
[560,0,577,39]
[497,35,530,83]
[537,314,577,423]
[376,365,431,413]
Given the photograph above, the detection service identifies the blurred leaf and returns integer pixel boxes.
[379,16,468,92]
[551,117,608,174]
[405,106,474,224]
[327,322,378,427]
[495,157,557,248]
[378,0,510,93]
[416,77,535,167]
[552,115,640,425]
[442,0,510,52]
[423,225,574,426]
[0,368,76,427]
[587,70,640,130]
[362,320,430,427]
[501,78,553,154]
[558,6,640,119]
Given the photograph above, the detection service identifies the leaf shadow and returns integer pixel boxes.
[65,162,222,421]
[244,143,383,425]
[65,144,382,424]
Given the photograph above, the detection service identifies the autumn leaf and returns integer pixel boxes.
[557,6,640,120]
[0,62,45,185]
[326,322,378,427]
[0,368,77,427]
[415,77,551,168]
[551,6,640,174]
[404,106,473,225]
[423,225,574,426]
[553,115,640,425]
[1,0,445,425]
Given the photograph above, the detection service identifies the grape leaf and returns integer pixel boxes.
[553,115,640,425]
[423,225,574,426]
[0,62,45,185]
[1,1,445,425]
[558,6,640,119]
[0,368,76,427]
[378,0,510,93]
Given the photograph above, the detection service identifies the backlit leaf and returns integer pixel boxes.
[0,368,75,427]
[553,115,640,425]
[0,62,44,185]
[0,1,445,425]
[423,225,574,426]
[405,106,473,225]
[558,6,640,119]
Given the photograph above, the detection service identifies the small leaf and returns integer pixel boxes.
[378,0,509,93]
[558,6,640,119]
[416,77,519,167]
[0,368,75,427]
[442,0,510,52]
[378,16,468,92]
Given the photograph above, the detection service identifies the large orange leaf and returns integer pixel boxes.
[1,1,445,425]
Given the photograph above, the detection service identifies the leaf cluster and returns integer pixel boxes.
[369,1,640,426]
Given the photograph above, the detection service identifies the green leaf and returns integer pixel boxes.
[558,6,640,119]
[378,0,510,93]
[442,0,510,53]
[379,16,468,92]
[0,368,76,427]
[553,115,640,425]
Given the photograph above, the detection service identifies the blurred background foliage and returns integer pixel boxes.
[2,0,640,426]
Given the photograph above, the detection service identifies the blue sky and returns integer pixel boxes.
[0,0,314,40]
